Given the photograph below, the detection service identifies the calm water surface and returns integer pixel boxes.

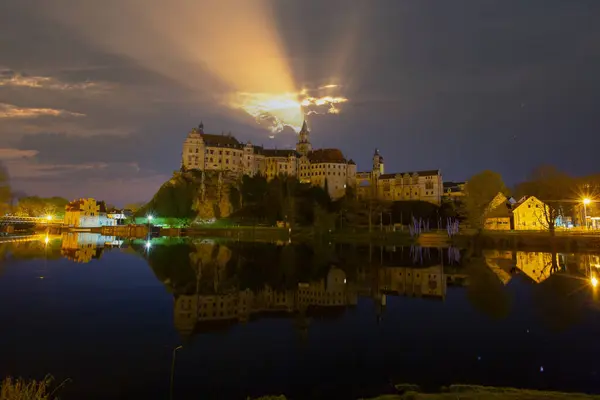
[1,233,600,399]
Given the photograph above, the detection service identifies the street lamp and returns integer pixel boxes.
[170,345,183,400]
[46,215,53,221]
[583,198,591,230]
[147,214,154,233]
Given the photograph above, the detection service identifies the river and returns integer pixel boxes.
[0,233,599,399]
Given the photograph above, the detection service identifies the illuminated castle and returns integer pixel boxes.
[181,121,357,199]
[356,149,444,205]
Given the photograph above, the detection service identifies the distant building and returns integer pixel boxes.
[181,121,356,199]
[107,209,132,225]
[356,149,443,205]
[64,198,116,228]
[483,194,567,231]
[443,181,466,201]
[512,195,551,230]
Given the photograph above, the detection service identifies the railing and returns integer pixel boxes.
[0,216,64,224]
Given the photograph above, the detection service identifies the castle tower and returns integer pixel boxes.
[372,149,384,179]
[296,120,312,156]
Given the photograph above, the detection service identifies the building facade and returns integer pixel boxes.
[355,149,443,205]
[483,194,569,231]
[64,198,116,228]
[511,196,548,230]
[181,121,356,199]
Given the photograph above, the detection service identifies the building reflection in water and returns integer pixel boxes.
[483,249,600,285]
[60,232,122,263]
[172,244,468,338]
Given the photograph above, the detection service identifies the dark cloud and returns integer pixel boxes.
[1,0,599,203]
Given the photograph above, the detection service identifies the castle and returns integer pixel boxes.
[182,121,357,199]
[181,121,443,204]
[356,149,443,205]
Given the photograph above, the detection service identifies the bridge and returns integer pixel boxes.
[0,216,64,231]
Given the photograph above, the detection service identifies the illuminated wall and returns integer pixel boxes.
[513,196,550,230]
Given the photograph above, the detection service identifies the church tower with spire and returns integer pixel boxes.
[296,120,312,156]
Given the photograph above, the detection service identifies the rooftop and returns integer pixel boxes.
[262,149,300,158]
[379,170,440,179]
[307,148,347,163]
[200,133,242,148]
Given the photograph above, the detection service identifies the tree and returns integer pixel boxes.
[124,202,146,212]
[518,165,574,234]
[0,162,11,215]
[461,170,508,229]
[16,196,68,218]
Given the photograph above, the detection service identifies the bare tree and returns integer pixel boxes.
[522,165,574,235]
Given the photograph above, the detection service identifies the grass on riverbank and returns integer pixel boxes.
[0,376,69,400]
[367,385,600,400]
[1,376,52,400]
[251,385,600,400]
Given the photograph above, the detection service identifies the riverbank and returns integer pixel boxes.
[40,223,600,251]
[466,230,600,252]
[253,385,600,399]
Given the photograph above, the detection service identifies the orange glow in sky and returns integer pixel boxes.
[44,0,349,133]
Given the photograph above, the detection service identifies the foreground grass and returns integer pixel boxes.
[0,376,68,400]
[1,377,52,400]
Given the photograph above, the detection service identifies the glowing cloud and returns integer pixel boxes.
[0,70,106,91]
[42,1,349,134]
[0,103,85,119]
[232,87,349,133]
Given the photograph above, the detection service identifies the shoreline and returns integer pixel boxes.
[32,224,600,252]
[252,385,600,400]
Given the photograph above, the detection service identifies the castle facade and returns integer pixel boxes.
[182,121,443,204]
[182,121,357,199]
[356,149,443,205]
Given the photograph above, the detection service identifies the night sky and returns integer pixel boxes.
[1,0,599,205]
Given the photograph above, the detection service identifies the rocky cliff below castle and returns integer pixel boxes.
[140,170,239,223]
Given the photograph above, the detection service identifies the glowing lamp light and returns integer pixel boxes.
[46,215,53,221]
[147,215,154,221]
[145,241,152,249]
[44,236,49,245]
[583,198,591,205]
[591,276,598,288]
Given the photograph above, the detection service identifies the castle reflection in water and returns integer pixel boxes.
[170,242,468,337]
[16,233,599,338]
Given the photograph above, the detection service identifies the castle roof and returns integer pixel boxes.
[262,149,300,158]
[378,170,440,179]
[200,133,242,148]
[307,148,346,163]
